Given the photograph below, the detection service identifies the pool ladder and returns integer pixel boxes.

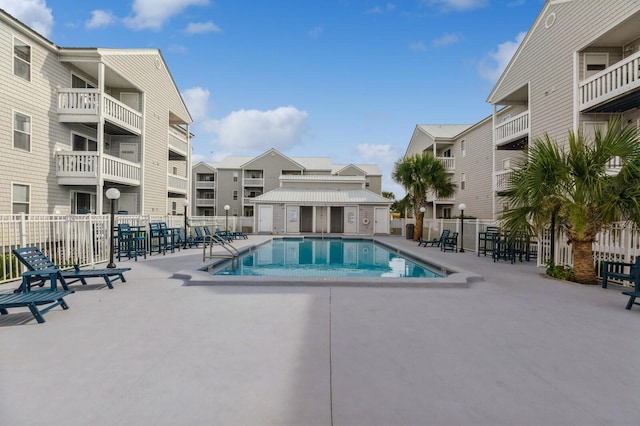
[202,234,240,263]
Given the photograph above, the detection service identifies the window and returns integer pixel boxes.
[13,38,30,80]
[244,206,254,217]
[460,140,466,158]
[172,166,178,175]
[72,133,97,151]
[198,174,215,182]
[584,53,608,79]
[233,172,238,182]
[232,208,238,216]
[442,207,452,219]
[71,74,95,89]
[171,201,177,215]
[502,158,511,170]
[460,173,466,190]
[14,112,31,151]
[502,202,510,212]
[12,184,30,214]
[233,190,238,200]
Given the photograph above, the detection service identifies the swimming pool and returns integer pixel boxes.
[210,238,444,278]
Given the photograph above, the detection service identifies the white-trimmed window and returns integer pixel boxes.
[14,111,31,151]
[460,173,466,190]
[233,172,238,182]
[72,133,97,151]
[233,190,238,200]
[460,139,466,158]
[12,183,30,214]
[584,52,608,79]
[13,38,31,81]
[502,158,511,170]
[71,74,95,89]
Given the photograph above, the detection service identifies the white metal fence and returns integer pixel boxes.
[0,213,253,285]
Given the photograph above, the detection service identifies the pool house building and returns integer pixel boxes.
[191,149,391,235]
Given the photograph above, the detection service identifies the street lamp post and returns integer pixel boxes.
[224,204,230,235]
[458,203,466,253]
[105,188,121,268]
[419,207,426,240]
[182,198,190,249]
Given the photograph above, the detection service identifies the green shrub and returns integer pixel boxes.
[545,261,574,281]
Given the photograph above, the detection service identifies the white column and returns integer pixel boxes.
[96,62,105,214]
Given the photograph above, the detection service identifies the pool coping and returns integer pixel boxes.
[173,236,484,288]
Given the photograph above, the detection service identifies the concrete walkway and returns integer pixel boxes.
[1,236,638,426]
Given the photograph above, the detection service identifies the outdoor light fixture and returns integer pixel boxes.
[105,188,121,268]
[182,198,190,249]
[224,204,230,233]
[458,203,466,253]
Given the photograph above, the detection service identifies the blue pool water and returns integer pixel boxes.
[212,238,444,278]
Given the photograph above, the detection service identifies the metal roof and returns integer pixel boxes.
[250,188,393,205]
[416,124,472,139]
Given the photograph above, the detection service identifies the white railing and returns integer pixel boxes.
[426,191,455,203]
[103,94,142,134]
[243,197,259,205]
[168,129,188,154]
[57,89,142,134]
[57,88,100,114]
[243,178,264,187]
[195,181,215,189]
[102,154,141,185]
[495,110,529,146]
[436,156,455,171]
[195,198,216,207]
[168,175,188,193]
[579,51,640,111]
[493,169,513,192]
[56,151,99,179]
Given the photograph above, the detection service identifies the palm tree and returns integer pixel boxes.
[392,152,456,241]
[500,117,640,284]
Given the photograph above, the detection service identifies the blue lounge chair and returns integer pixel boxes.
[419,229,450,247]
[13,246,130,291]
[0,269,74,324]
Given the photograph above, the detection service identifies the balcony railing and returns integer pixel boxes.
[195,198,216,207]
[494,169,513,192]
[426,191,455,203]
[168,129,188,155]
[579,51,640,112]
[243,178,264,186]
[243,197,260,205]
[56,151,140,186]
[168,175,188,194]
[495,111,529,146]
[436,156,455,171]
[195,180,216,189]
[58,89,142,134]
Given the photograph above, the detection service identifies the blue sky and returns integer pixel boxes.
[1,0,544,196]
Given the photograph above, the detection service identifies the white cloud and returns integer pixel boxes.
[204,106,309,153]
[0,0,53,37]
[185,21,221,34]
[356,144,398,167]
[86,10,116,29]
[425,0,488,12]
[308,26,323,39]
[123,0,209,30]
[181,87,210,121]
[478,31,526,83]
[365,3,396,14]
[409,41,427,52]
[432,32,461,47]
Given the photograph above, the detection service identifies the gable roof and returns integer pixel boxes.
[240,148,305,170]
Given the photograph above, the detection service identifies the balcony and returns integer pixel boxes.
[195,180,215,189]
[56,151,140,186]
[168,129,188,157]
[494,169,513,192]
[58,89,142,135]
[196,198,216,207]
[168,175,187,194]
[426,191,455,203]
[243,197,259,205]
[495,111,529,147]
[436,156,455,172]
[579,51,640,112]
[243,178,264,187]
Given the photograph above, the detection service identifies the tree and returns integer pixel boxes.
[500,117,640,284]
[392,152,456,241]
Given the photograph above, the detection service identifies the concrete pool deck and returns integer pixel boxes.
[1,235,638,425]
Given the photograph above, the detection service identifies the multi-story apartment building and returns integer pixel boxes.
[407,0,640,221]
[0,9,192,216]
[192,148,391,234]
